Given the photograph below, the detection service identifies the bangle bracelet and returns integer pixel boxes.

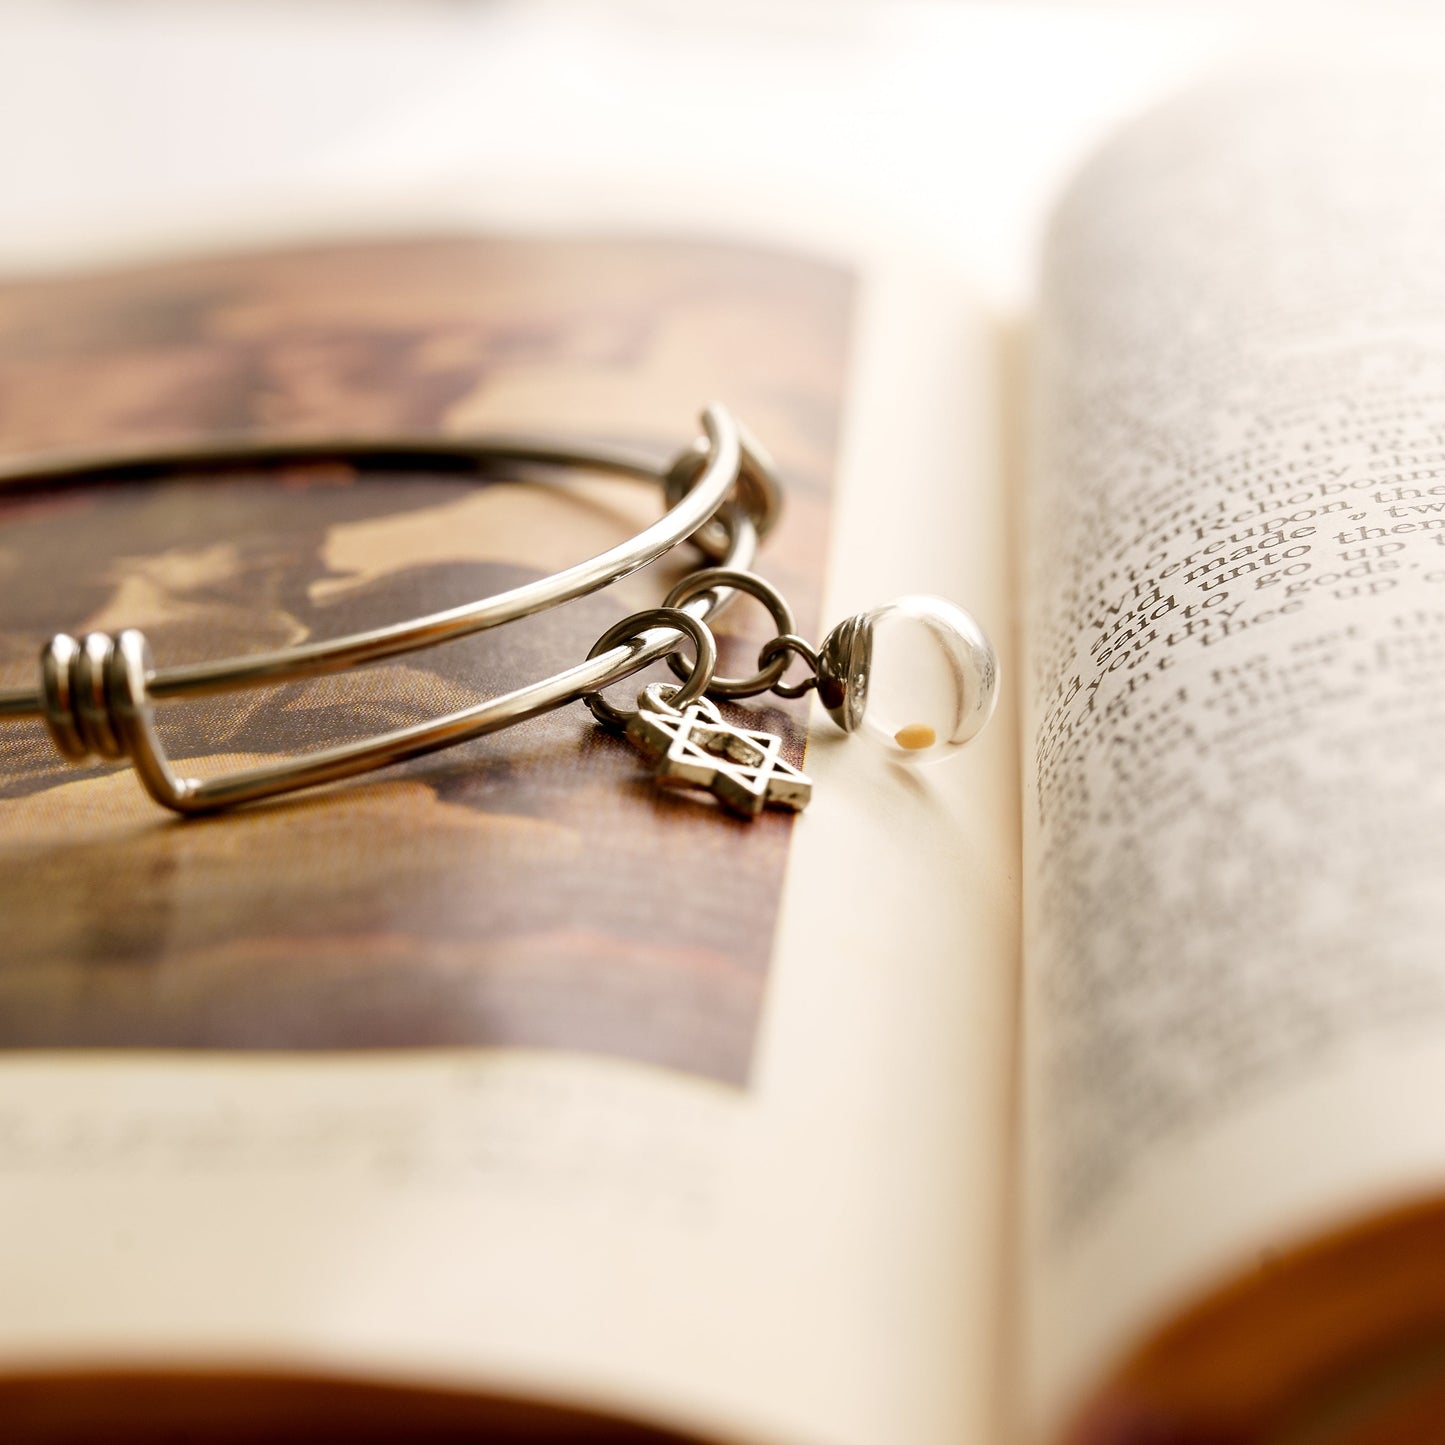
[0,405,998,820]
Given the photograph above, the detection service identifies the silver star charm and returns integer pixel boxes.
[626,698,812,818]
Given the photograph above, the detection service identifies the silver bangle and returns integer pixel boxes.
[0,405,999,820]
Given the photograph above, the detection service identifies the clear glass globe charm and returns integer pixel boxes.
[816,596,998,763]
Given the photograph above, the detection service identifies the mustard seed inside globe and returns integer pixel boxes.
[854,596,998,764]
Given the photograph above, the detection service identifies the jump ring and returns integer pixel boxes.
[758,634,820,700]
[584,606,717,731]
[662,568,796,699]
[636,681,723,723]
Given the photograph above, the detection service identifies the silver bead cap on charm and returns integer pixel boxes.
[815,596,999,764]
[815,610,871,734]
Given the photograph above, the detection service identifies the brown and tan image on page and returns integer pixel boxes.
[0,237,853,1078]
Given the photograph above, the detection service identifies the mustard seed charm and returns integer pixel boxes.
[658,568,999,766]
[586,568,998,817]
[815,596,999,764]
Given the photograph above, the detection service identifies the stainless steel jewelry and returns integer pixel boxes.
[0,404,1000,819]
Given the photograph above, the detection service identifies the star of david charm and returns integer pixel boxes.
[625,692,812,818]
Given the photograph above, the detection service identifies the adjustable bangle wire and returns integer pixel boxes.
[0,399,1002,820]
[0,404,779,814]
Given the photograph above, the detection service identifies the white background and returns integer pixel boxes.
[0,0,1412,308]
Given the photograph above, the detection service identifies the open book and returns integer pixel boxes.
[5,69,1445,1445]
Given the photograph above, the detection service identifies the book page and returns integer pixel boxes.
[1022,71,1445,1441]
[0,237,1017,1445]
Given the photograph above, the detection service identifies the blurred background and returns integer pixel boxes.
[3,0,1431,312]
